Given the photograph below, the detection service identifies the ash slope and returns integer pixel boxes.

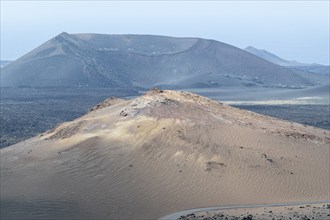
[1,90,329,219]
[0,60,12,68]
[245,46,309,67]
[245,46,330,75]
[1,33,326,88]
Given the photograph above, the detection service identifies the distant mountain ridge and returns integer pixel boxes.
[244,46,310,67]
[0,60,12,68]
[245,46,329,75]
[1,32,327,88]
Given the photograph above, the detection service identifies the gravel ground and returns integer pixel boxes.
[177,203,330,220]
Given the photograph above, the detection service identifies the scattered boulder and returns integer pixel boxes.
[89,97,122,112]
[241,214,253,220]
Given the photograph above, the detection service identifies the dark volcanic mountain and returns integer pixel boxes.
[1,32,326,89]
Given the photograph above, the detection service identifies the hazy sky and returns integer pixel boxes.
[1,1,329,64]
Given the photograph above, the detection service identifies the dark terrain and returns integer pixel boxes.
[233,104,329,130]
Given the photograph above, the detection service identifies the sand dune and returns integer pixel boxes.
[1,89,329,219]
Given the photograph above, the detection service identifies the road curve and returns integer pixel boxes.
[159,200,330,220]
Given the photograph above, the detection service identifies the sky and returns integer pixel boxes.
[1,1,329,65]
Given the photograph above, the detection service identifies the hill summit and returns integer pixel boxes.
[1,89,329,219]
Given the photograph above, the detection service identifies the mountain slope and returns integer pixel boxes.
[1,33,325,88]
[0,33,130,87]
[1,90,329,219]
[245,46,307,67]
[245,46,329,75]
[0,60,12,68]
[291,65,330,75]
